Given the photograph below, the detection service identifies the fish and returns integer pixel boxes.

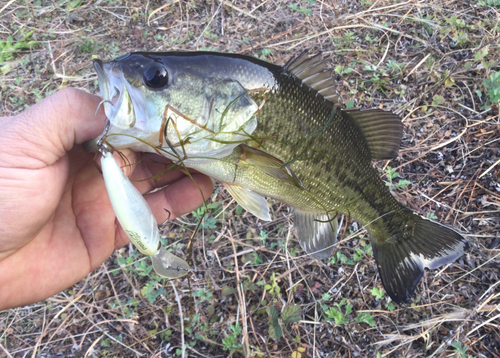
[87,51,467,304]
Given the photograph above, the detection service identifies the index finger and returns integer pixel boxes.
[2,88,105,168]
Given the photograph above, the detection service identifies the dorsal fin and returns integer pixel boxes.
[284,51,337,104]
[342,109,403,160]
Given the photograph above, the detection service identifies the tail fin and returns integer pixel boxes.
[371,214,467,304]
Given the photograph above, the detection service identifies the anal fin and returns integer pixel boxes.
[223,182,271,221]
[294,210,339,259]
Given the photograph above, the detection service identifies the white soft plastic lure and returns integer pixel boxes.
[100,150,190,278]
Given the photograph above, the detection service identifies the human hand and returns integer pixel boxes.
[0,88,214,310]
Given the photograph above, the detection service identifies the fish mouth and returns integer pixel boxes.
[93,59,136,129]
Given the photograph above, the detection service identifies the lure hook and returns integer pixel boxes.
[95,99,114,116]
[97,118,112,155]
[158,208,171,236]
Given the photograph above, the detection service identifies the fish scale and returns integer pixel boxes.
[248,74,392,224]
[88,51,468,304]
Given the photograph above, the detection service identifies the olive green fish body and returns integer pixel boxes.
[90,51,467,304]
[192,65,404,244]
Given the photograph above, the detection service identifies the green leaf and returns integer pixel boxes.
[67,0,83,11]
[324,305,349,325]
[444,77,455,87]
[207,305,215,316]
[371,287,385,299]
[451,341,469,356]
[267,306,279,325]
[396,179,411,188]
[432,94,446,106]
[345,100,355,108]
[268,322,282,341]
[267,306,282,340]
[262,48,272,56]
[355,312,376,327]
[427,212,438,220]
[282,305,301,324]
[474,46,489,61]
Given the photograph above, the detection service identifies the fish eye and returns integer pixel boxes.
[143,64,168,90]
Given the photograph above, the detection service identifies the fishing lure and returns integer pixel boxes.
[100,144,190,278]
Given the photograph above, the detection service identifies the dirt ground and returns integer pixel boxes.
[0,0,499,357]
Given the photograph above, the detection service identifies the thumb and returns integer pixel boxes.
[1,88,105,168]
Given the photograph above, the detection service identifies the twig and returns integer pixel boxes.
[0,343,14,358]
[170,281,185,358]
[32,295,84,358]
[228,230,250,356]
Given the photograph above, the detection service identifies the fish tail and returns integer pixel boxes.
[370,211,467,304]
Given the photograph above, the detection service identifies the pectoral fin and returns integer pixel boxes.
[294,210,339,259]
[240,145,304,189]
[223,182,271,221]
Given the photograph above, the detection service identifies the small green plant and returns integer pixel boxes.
[261,48,272,58]
[192,288,214,303]
[370,287,395,310]
[79,39,95,53]
[451,341,475,358]
[355,312,376,326]
[289,247,301,257]
[345,100,355,108]
[333,32,357,49]
[222,323,243,354]
[288,3,313,16]
[134,259,153,276]
[384,166,411,190]
[258,229,268,245]
[483,71,500,108]
[264,272,281,296]
[330,251,354,265]
[267,304,302,341]
[115,251,140,274]
[371,287,385,300]
[427,212,438,220]
[244,251,264,265]
[448,15,466,30]
[323,298,352,325]
[140,281,166,304]
[334,65,353,75]
[386,60,403,74]
[191,202,222,229]
[478,0,500,6]
[0,29,37,71]
[322,297,376,327]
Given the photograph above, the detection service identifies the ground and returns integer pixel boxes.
[0,0,499,357]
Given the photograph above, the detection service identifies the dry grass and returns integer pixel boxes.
[1,0,499,357]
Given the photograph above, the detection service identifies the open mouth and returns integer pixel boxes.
[93,59,135,129]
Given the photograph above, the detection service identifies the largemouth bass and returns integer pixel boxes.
[88,51,467,304]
